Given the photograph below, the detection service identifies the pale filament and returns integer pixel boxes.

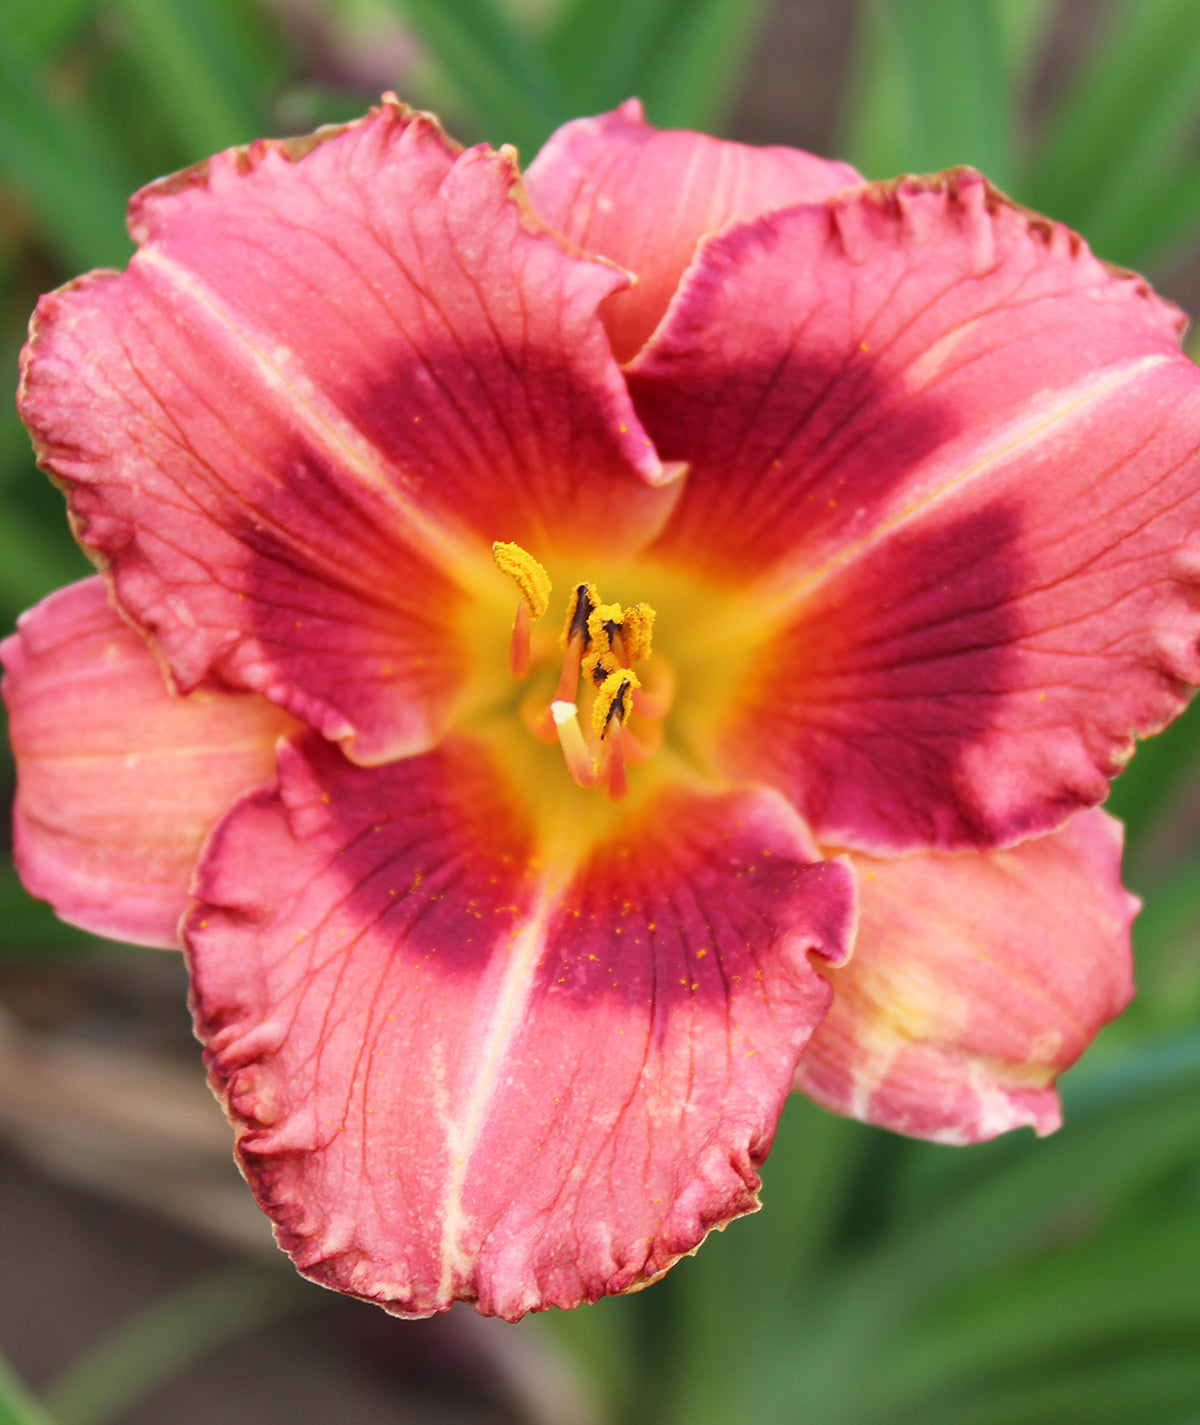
[553,635,584,703]
[520,688,559,744]
[620,722,659,765]
[631,658,675,721]
[509,600,533,679]
[605,736,628,799]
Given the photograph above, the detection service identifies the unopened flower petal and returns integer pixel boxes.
[527,99,861,362]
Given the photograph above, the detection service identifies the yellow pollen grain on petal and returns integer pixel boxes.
[592,667,641,740]
[491,540,552,618]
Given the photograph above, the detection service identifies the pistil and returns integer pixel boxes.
[550,700,601,788]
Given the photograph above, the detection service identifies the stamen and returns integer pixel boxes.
[587,602,624,656]
[605,735,628,800]
[592,668,641,741]
[551,700,600,788]
[620,722,659,764]
[520,688,559,744]
[619,603,655,662]
[553,634,584,702]
[492,541,552,618]
[520,577,663,792]
[492,541,551,682]
[509,600,532,679]
[562,584,599,650]
[582,648,620,689]
[631,657,675,721]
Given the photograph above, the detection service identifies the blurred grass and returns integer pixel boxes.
[43,1264,318,1425]
[539,1036,1200,1425]
[0,1349,56,1425]
[3,2,1200,1424]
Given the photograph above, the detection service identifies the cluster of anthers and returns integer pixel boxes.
[492,540,670,798]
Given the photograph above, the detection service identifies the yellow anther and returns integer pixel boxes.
[583,648,621,689]
[586,602,624,655]
[620,603,655,662]
[592,667,642,740]
[562,583,600,649]
[492,541,551,618]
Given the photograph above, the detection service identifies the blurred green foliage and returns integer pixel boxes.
[849,0,1200,272]
[4,1,1200,1422]
[541,1034,1200,1424]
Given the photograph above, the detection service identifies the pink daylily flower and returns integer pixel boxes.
[3,93,1193,1318]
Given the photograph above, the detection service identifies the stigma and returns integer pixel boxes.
[492,541,668,798]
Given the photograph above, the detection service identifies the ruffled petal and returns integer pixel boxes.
[526,99,861,362]
[629,171,1200,851]
[19,96,677,765]
[794,809,1136,1143]
[1,578,293,947]
[187,732,855,1319]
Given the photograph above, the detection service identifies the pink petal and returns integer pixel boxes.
[629,171,1200,851]
[526,99,861,362]
[2,578,294,947]
[19,96,677,765]
[794,809,1136,1143]
[187,732,855,1318]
